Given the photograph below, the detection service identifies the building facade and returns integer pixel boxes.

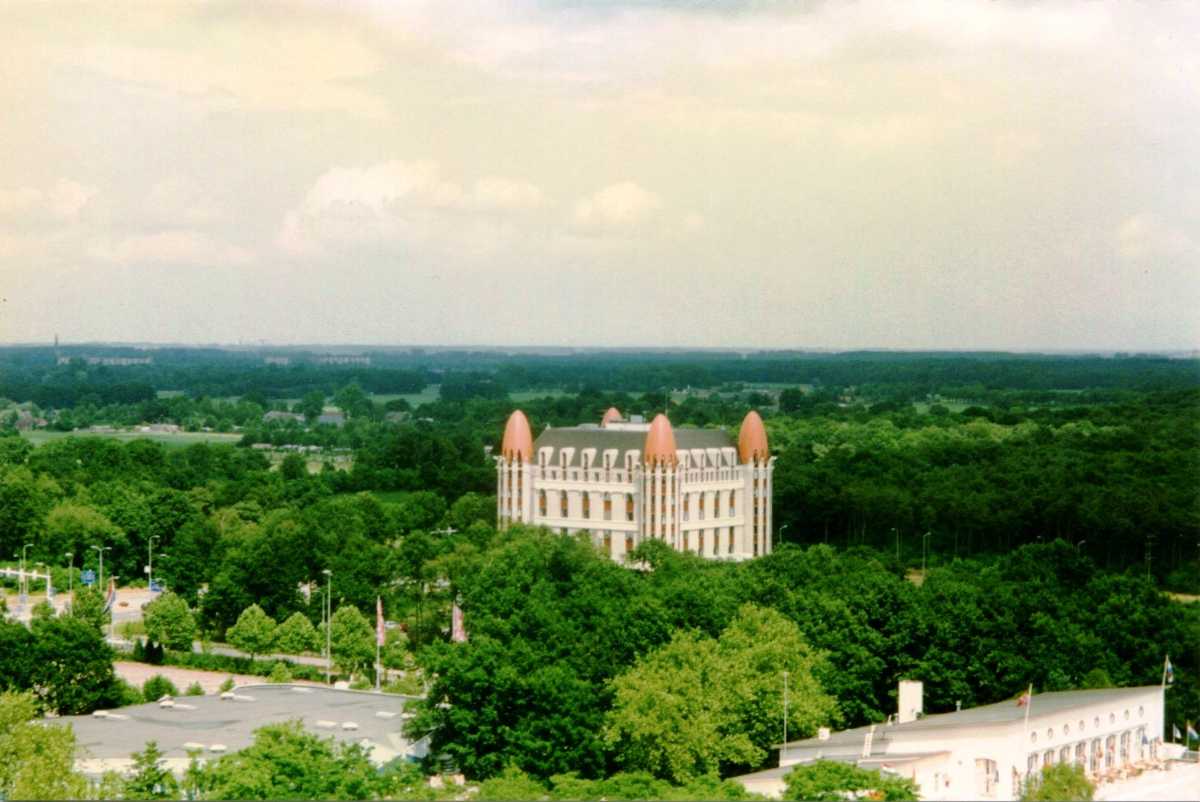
[734,683,1169,801]
[496,407,775,561]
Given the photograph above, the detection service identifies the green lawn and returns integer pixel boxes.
[21,430,243,449]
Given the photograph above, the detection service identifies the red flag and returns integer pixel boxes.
[451,602,468,643]
[376,596,385,647]
[1017,691,1031,707]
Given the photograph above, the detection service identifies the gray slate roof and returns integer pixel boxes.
[532,426,734,467]
[774,686,1161,750]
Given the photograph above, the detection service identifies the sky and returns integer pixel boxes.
[0,0,1197,351]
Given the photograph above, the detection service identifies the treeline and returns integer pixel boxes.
[770,389,1200,580]
[3,348,1197,410]
[0,361,427,408]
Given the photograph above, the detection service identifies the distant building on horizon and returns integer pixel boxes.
[496,406,775,561]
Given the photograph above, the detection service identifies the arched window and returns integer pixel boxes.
[538,490,547,516]
[582,494,591,519]
[560,493,568,517]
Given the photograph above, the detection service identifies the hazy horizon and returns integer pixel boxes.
[2,1,1198,351]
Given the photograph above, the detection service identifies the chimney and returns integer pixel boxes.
[898,680,924,724]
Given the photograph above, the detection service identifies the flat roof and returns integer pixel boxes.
[55,684,423,769]
[776,686,1161,749]
[533,426,734,467]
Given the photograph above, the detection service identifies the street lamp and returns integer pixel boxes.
[322,569,333,685]
[35,563,47,603]
[778,523,790,551]
[91,544,111,591]
[922,531,932,576]
[20,543,32,602]
[1075,539,1087,553]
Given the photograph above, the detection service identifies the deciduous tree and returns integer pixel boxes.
[226,604,277,661]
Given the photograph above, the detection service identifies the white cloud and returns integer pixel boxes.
[471,177,544,211]
[90,230,253,267]
[572,182,662,234]
[0,179,96,225]
[277,161,547,256]
[1116,214,1199,262]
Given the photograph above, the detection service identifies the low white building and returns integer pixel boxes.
[735,682,1167,801]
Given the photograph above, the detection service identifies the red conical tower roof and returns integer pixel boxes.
[643,413,678,466]
[601,407,623,427]
[737,410,769,463]
[501,410,533,461]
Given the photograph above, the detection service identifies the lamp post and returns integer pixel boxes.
[66,552,74,613]
[322,569,332,685]
[20,542,32,603]
[922,531,932,577]
[778,523,790,551]
[1075,539,1087,553]
[91,544,111,592]
[35,563,47,603]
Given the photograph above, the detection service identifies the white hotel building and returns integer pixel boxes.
[496,407,775,561]
[735,682,1170,801]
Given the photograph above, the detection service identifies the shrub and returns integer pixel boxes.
[109,677,144,707]
[142,675,180,701]
[267,662,292,683]
[184,682,204,696]
[218,676,235,694]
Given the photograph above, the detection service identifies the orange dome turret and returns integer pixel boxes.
[643,413,678,466]
[601,407,623,427]
[737,410,769,463]
[501,410,533,461]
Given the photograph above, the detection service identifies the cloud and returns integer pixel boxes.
[0,179,96,225]
[277,160,546,256]
[90,230,253,267]
[1116,214,1199,262]
[572,181,662,234]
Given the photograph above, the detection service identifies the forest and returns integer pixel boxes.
[0,348,1197,795]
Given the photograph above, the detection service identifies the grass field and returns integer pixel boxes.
[21,430,243,449]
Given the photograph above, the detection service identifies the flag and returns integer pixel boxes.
[376,596,385,647]
[102,578,116,612]
[1187,722,1198,742]
[451,602,468,643]
[1164,656,1175,686]
[1173,724,1182,741]
[1016,690,1031,707]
